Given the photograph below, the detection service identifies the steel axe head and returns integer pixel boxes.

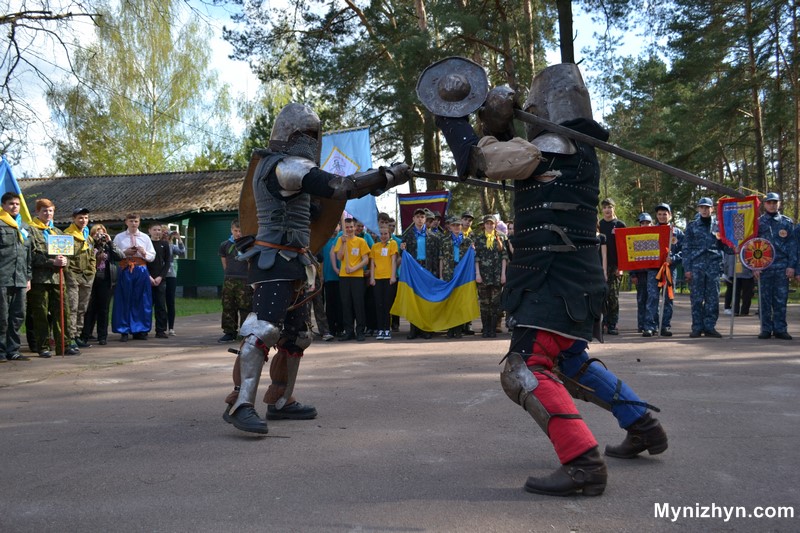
[416,56,489,117]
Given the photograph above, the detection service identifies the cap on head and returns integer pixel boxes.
[697,197,714,207]
[764,192,780,202]
[482,214,496,224]
[637,212,652,223]
[72,208,90,216]
[656,203,671,213]
[601,198,615,207]
[413,208,426,216]
[461,211,474,219]
[446,215,460,226]
[423,208,435,220]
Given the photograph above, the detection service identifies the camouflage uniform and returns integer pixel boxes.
[401,224,440,337]
[473,230,508,336]
[219,239,253,337]
[439,232,473,281]
[27,222,71,354]
[644,225,684,333]
[682,214,724,335]
[439,231,473,338]
[757,211,796,336]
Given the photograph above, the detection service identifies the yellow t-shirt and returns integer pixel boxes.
[370,240,398,280]
[334,235,370,278]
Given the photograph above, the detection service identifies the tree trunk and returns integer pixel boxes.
[745,0,767,194]
[556,0,574,64]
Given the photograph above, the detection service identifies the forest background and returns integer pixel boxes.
[2,0,798,228]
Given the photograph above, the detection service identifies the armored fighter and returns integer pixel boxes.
[223,103,411,434]
[421,59,667,496]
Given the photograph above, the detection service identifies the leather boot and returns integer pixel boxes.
[605,412,668,458]
[480,312,490,337]
[223,404,269,434]
[524,446,607,497]
[487,314,497,337]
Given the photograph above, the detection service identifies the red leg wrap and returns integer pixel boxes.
[526,330,597,463]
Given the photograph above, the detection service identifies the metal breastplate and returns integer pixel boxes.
[254,154,312,250]
[249,153,312,274]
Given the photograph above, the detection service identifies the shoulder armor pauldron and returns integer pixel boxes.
[275,156,316,195]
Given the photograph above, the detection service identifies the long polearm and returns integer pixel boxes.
[412,170,515,191]
[513,109,745,199]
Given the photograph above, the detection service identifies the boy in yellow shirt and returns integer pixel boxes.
[334,218,371,341]
[369,225,398,340]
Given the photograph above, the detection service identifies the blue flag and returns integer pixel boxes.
[320,127,379,234]
[0,155,32,223]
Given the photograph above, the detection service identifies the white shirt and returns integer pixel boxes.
[113,230,156,262]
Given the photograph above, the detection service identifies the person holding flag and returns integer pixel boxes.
[0,192,32,362]
[644,203,683,337]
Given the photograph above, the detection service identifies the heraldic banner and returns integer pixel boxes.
[614,225,672,271]
[717,195,760,251]
[397,190,450,232]
[320,127,379,234]
[391,248,479,331]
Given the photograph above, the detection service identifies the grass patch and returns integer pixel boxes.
[175,297,221,317]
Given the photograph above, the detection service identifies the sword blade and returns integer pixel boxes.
[513,109,745,198]
[412,170,514,191]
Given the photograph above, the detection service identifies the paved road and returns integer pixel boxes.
[1,293,799,532]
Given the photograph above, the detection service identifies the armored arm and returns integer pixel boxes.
[275,155,411,200]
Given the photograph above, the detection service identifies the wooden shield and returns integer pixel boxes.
[238,150,346,255]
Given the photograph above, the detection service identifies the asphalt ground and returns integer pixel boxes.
[1,292,799,532]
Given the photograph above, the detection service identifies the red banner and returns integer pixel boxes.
[614,225,672,271]
[397,190,450,232]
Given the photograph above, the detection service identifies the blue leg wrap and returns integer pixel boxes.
[558,346,649,428]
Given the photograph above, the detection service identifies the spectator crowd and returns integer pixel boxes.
[216,208,512,344]
[0,193,185,363]
[600,192,800,341]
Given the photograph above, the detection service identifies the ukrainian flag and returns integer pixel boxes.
[0,155,32,223]
[391,248,479,331]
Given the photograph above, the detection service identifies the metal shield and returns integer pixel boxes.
[416,57,489,117]
[239,150,345,255]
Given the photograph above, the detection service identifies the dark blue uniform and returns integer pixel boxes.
[682,214,724,335]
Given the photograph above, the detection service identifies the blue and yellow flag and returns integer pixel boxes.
[0,155,32,223]
[391,248,479,331]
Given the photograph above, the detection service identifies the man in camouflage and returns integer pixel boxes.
[402,207,440,339]
[439,216,473,338]
[682,197,725,338]
[218,219,253,343]
[756,192,796,340]
[473,214,508,338]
